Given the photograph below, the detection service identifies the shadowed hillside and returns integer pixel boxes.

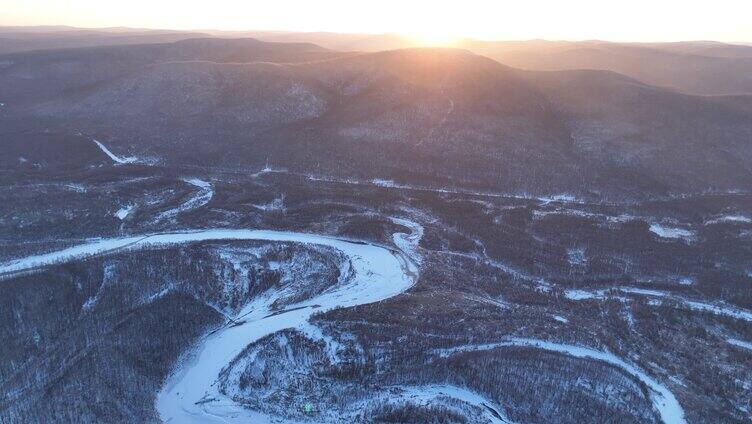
[2,39,751,199]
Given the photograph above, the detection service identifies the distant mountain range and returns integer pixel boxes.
[210,31,752,95]
[1,30,751,199]
[3,26,752,96]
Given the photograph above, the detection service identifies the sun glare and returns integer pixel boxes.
[404,29,460,47]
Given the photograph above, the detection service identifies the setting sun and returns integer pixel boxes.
[405,31,460,47]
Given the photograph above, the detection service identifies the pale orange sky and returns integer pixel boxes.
[1,0,751,43]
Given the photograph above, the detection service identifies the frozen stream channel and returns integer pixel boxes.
[0,222,422,423]
[155,224,423,423]
[0,218,684,423]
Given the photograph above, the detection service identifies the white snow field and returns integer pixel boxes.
[432,338,686,424]
[91,139,138,164]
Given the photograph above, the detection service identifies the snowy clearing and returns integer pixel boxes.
[563,289,603,300]
[649,224,694,240]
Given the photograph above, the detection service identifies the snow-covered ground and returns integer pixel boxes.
[154,178,213,221]
[156,221,423,423]
[183,178,211,191]
[362,385,515,424]
[683,300,752,322]
[304,172,585,205]
[552,315,569,323]
[252,195,285,211]
[432,338,685,424]
[562,287,752,323]
[563,289,604,300]
[91,139,138,164]
[115,205,135,220]
[649,224,694,241]
[705,215,751,225]
[64,183,87,193]
[390,216,424,266]
[533,208,636,224]
[0,220,424,423]
[727,338,752,351]
[538,194,580,205]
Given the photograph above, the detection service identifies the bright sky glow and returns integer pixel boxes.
[1,0,751,43]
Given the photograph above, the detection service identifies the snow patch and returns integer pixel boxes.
[64,183,86,193]
[154,178,213,221]
[297,322,344,364]
[371,178,398,188]
[618,287,670,298]
[82,296,98,311]
[678,277,694,286]
[552,315,569,323]
[727,338,752,351]
[567,248,587,266]
[705,215,751,225]
[91,139,137,164]
[115,205,135,220]
[252,195,285,212]
[649,224,694,241]
[183,178,212,190]
[146,286,173,304]
[538,194,579,204]
[562,287,752,323]
[684,301,752,322]
[564,289,602,300]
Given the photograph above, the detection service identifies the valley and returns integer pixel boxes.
[1,30,751,424]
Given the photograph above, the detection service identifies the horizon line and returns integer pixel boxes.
[1,23,750,46]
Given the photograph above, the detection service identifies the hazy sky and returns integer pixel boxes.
[2,0,751,43]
